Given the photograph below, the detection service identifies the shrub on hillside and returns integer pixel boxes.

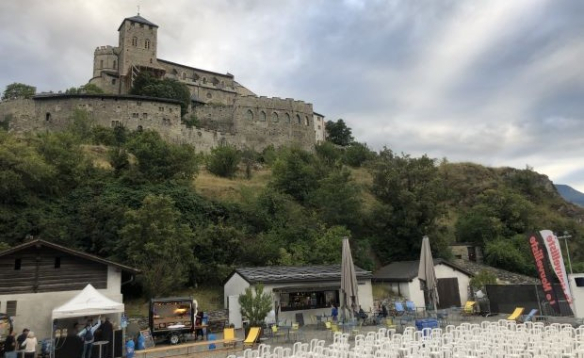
[206,145,241,178]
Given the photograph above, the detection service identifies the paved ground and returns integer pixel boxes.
[149,312,583,358]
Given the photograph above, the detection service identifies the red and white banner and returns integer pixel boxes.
[540,230,574,311]
[528,232,560,313]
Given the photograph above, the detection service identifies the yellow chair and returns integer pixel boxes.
[243,327,261,347]
[507,307,525,321]
[385,318,397,330]
[462,301,476,315]
[289,322,304,342]
[223,327,237,348]
[270,325,284,342]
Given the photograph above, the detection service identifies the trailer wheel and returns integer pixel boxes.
[169,333,180,345]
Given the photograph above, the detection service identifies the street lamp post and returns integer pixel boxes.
[557,231,573,274]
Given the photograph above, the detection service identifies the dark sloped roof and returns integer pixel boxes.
[372,259,473,282]
[233,265,372,284]
[0,239,140,274]
[118,15,159,31]
[33,93,181,105]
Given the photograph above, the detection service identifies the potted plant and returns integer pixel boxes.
[238,284,272,340]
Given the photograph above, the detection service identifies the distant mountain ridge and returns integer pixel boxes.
[556,184,584,207]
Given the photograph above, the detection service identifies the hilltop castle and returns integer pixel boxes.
[0,15,326,152]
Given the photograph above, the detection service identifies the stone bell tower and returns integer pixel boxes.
[117,14,166,94]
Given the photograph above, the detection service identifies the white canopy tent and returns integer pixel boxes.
[52,284,124,319]
[51,284,124,358]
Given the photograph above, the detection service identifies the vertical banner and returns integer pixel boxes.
[540,230,574,312]
[528,232,561,314]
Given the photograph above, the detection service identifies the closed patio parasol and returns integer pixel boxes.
[341,237,359,320]
[418,236,439,314]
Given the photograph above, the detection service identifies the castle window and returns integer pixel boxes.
[113,60,117,69]
[137,101,142,106]
[111,121,115,127]
[317,125,321,130]
[150,58,153,64]
[305,116,310,126]
[112,78,116,85]
[132,113,139,118]
[206,92,212,99]
[45,113,51,121]
[212,77,219,86]
[246,109,254,121]
[132,37,138,47]
[260,111,267,122]
[296,114,302,125]
[149,25,153,30]
[272,112,279,123]
[182,72,186,80]
[100,60,104,69]
[142,113,148,119]
[202,78,207,84]
[159,106,164,112]
[137,125,143,131]
[285,113,291,123]
[145,39,150,49]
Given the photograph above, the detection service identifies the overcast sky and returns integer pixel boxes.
[1,0,583,192]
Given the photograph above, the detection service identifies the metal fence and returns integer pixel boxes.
[486,284,573,316]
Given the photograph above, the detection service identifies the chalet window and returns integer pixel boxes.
[54,257,61,269]
[6,301,16,317]
[14,258,21,270]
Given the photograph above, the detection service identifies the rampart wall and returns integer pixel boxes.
[0,94,316,153]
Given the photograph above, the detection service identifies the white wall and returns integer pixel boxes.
[569,273,584,318]
[223,273,250,308]
[435,263,471,305]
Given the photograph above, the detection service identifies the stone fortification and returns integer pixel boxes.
[2,14,321,152]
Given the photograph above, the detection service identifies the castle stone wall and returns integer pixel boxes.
[232,96,315,151]
[0,99,37,131]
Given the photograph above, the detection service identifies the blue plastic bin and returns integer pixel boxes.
[415,318,439,331]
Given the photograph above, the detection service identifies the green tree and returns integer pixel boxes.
[2,83,36,100]
[270,147,321,203]
[67,109,95,141]
[342,142,376,167]
[368,149,446,261]
[130,72,191,116]
[469,269,497,292]
[325,119,354,146]
[310,168,362,229]
[126,130,198,182]
[315,141,341,166]
[238,284,273,327]
[206,145,241,178]
[65,84,104,95]
[118,194,195,297]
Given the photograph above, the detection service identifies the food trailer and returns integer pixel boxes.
[149,297,197,344]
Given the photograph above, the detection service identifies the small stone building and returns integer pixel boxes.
[224,265,373,329]
[0,239,139,340]
[372,259,473,310]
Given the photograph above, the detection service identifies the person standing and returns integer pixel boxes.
[16,329,29,350]
[3,329,16,358]
[99,318,113,358]
[331,304,338,322]
[20,331,37,358]
[79,318,101,358]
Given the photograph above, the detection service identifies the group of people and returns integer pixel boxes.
[3,328,37,358]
